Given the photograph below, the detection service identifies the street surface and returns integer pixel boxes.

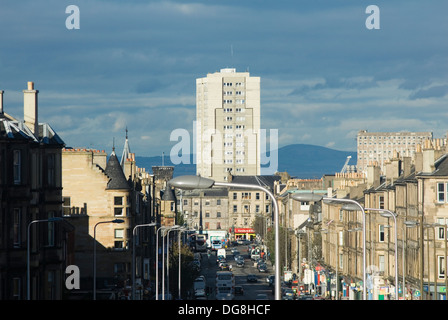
[196,243,274,300]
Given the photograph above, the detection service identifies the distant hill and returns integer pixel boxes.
[135,144,357,179]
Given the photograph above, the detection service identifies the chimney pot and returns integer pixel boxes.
[28,81,34,90]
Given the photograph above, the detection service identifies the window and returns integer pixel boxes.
[437,183,447,203]
[13,278,21,300]
[242,192,251,200]
[438,256,446,279]
[13,208,21,247]
[114,240,124,249]
[115,229,124,239]
[63,197,71,216]
[217,211,221,218]
[300,201,310,211]
[47,153,55,187]
[13,150,21,184]
[114,207,124,216]
[233,193,237,200]
[114,197,123,205]
[437,218,447,240]
[217,199,221,205]
[379,196,384,209]
[233,205,237,213]
[379,225,385,242]
[114,263,125,273]
[47,211,56,246]
[266,205,270,213]
[256,193,260,200]
[379,255,385,272]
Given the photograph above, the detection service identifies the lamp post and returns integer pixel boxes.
[169,175,282,300]
[295,229,306,283]
[319,227,340,300]
[157,225,180,300]
[155,226,167,300]
[368,209,399,300]
[166,226,181,300]
[93,219,125,300]
[27,217,64,300]
[132,223,157,300]
[291,193,367,300]
[177,227,187,300]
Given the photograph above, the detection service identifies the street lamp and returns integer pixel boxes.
[291,193,367,300]
[364,209,399,300]
[169,175,282,300]
[132,223,157,300]
[93,219,125,300]
[177,227,188,300]
[156,225,180,300]
[166,226,181,299]
[27,217,64,300]
[319,227,340,300]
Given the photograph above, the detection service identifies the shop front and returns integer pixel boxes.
[234,228,256,241]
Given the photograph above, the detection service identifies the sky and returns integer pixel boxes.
[0,0,447,158]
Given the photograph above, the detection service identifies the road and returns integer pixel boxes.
[197,243,274,300]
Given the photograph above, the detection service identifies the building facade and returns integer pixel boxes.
[356,130,433,174]
[0,82,72,300]
[62,142,153,298]
[196,68,261,181]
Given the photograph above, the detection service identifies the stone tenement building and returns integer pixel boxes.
[0,82,73,300]
[62,141,153,295]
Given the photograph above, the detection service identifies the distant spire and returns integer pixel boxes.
[112,137,115,154]
[120,127,131,168]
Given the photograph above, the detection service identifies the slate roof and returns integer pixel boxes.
[0,114,64,146]
[161,184,176,201]
[424,154,448,176]
[181,188,229,198]
[230,175,281,190]
[105,150,130,190]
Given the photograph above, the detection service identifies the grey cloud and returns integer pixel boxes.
[409,85,448,100]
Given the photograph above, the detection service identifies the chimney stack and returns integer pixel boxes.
[23,81,38,135]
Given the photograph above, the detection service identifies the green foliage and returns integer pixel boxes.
[168,242,200,298]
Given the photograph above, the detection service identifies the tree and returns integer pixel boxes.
[168,241,199,298]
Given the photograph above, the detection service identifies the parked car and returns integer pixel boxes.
[267,275,275,286]
[282,288,295,300]
[220,263,232,271]
[234,286,244,295]
[247,274,258,282]
[257,263,268,272]
[236,259,245,267]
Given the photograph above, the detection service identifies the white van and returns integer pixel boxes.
[217,248,226,259]
[216,286,234,300]
[216,271,235,289]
